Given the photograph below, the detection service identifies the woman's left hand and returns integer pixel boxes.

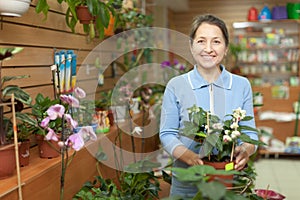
[234,143,255,171]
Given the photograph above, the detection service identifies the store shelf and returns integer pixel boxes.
[259,149,300,159]
[232,20,300,86]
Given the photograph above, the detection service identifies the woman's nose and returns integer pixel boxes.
[204,42,212,52]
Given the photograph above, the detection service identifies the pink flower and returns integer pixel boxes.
[40,117,50,128]
[65,114,78,129]
[77,126,97,142]
[74,87,86,99]
[47,104,65,120]
[65,134,85,151]
[255,189,285,200]
[45,128,59,141]
[60,95,80,108]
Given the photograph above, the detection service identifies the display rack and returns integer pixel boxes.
[232,20,300,87]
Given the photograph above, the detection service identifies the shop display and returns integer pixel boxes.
[232,20,300,86]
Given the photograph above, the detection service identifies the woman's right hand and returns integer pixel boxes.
[173,145,204,166]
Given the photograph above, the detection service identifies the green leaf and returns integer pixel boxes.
[197,181,226,200]
[182,121,199,137]
[203,134,221,156]
[2,75,29,84]
[35,0,50,20]
[16,112,38,127]
[242,116,253,121]
[2,85,32,105]
[172,165,216,182]
[239,134,265,146]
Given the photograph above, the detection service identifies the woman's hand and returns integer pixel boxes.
[234,143,256,171]
[173,145,203,166]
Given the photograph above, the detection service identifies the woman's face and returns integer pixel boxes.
[190,23,228,70]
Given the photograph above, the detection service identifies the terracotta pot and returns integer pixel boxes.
[0,143,16,179]
[36,135,60,159]
[204,161,234,188]
[19,139,30,167]
[75,5,95,24]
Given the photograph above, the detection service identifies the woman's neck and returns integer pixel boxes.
[197,65,222,83]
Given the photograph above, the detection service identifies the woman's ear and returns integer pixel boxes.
[224,47,229,57]
[189,40,194,56]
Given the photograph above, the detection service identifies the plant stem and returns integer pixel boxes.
[230,142,235,162]
[60,117,65,200]
[207,111,210,161]
[0,60,6,145]
[128,103,136,163]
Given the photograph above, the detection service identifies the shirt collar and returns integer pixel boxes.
[187,65,232,90]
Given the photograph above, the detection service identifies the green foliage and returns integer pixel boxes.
[0,47,33,144]
[95,90,112,109]
[181,105,264,162]
[35,0,116,40]
[166,165,262,200]
[17,93,59,136]
[74,159,161,200]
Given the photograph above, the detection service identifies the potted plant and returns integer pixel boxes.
[74,158,161,199]
[0,0,31,17]
[180,105,263,186]
[0,47,32,178]
[95,90,114,128]
[35,0,117,40]
[113,1,153,33]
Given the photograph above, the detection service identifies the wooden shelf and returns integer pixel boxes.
[0,113,161,200]
[259,149,300,159]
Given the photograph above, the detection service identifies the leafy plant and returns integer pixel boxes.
[95,90,112,110]
[181,105,263,162]
[74,158,162,200]
[35,0,117,40]
[0,47,32,145]
[165,165,264,200]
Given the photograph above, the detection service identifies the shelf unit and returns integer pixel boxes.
[232,20,300,87]
[232,20,300,157]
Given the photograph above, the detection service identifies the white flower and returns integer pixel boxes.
[223,135,232,143]
[224,130,230,135]
[230,122,239,129]
[231,130,241,139]
[132,126,143,135]
[233,107,247,121]
[212,122,223,130]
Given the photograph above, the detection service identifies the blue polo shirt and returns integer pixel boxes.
[160,65,258,156]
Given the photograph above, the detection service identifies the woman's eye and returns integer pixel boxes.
[213,40,221,44]
[196,39,205,44]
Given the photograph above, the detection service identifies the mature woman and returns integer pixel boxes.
[159,14,258,198]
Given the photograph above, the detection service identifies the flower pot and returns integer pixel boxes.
[0,0,31,17]
[203,161,234,188]
[19,139,30,167]
[36,135,60,159]
[0,143,16,179]
[75,5,95,24]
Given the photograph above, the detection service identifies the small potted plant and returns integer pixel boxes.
[180,105,263,186]
[0,47,32,178]
[35,0,117,40]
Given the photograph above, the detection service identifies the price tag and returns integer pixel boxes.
[225,162,234,171]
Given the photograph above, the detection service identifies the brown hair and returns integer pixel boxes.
[189,14,229,47]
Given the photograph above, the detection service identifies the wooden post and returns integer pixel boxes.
[11,94,23,200]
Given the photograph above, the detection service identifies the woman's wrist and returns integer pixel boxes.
[241,143,256,157]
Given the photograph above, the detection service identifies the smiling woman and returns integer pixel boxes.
[159,14,258,198]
